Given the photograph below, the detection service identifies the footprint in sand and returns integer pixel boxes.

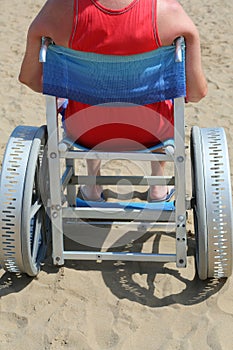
[0,312,28,344]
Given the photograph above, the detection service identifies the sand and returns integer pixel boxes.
[0,0,233,349]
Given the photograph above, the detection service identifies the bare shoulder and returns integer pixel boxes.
[28,0,73,45]
[157,0,198,45]
[157,0,182,12]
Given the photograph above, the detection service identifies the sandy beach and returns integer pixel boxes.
[0,0,233,349]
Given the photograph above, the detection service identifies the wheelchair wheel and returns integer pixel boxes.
[191,126,233,280]
[0,125,49,276]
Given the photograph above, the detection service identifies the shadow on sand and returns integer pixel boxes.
[0,231,226,308]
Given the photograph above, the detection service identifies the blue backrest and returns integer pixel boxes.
[42,39,186,105]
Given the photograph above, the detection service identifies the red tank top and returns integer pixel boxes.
[65,0,174,151]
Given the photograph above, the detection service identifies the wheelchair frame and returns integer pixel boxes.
[0,38,232,280]
[46,93,186,267]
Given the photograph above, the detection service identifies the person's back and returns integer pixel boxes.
[64,0,174,150]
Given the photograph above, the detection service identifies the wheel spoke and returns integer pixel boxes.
[32,219,42,262]
[30,200,42,219]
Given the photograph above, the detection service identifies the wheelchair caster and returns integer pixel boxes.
[0,125,49,276]
[191,126,233,280]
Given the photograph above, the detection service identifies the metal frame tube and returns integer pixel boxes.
[46,95,64,265]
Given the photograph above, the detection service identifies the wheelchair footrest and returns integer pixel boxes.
[76,198,175,211]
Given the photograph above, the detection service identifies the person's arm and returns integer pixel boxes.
[157,0,208,102]
[18,25,44,92]
[18,0,72,92]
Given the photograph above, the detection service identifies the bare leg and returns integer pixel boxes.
[149,161,168,200]
[83,159,169,201]
[81,159,102,200]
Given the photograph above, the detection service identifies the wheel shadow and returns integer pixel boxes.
[0,233,226,306]
[0,269,33,297]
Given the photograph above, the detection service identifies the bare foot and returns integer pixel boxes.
[148,186,175,202]
[79,185,104,202]
[148,185,168,201]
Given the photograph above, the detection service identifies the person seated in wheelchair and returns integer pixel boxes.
[19,0,207,202]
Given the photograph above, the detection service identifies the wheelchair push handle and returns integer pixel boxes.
[175,37,184,63]
[39,36,53,63]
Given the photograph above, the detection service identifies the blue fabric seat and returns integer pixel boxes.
[43,40,186,106]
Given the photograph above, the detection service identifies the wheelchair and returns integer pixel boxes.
[0,37,232,280]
